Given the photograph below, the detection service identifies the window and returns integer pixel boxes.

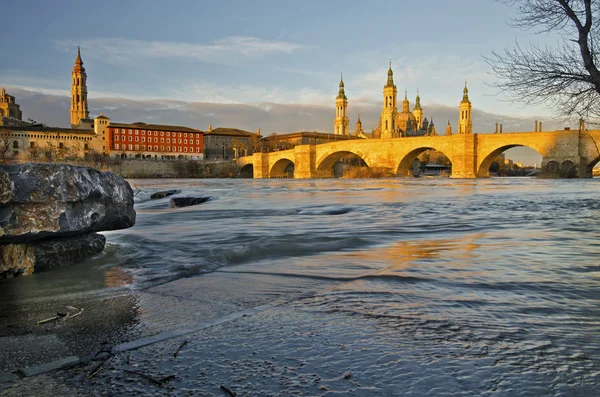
[178,147,182,152]
[178,139,182,144]
[154,131,158,136]
[30,141,35,148]
[196,147,200,153]
[160,132,164,136]
[161,146,164,151]
[12,141,18,149]
[196,140,200,145]
[160,138,164,143]
[142,137,145,142]
[115,135,120,141]
[154,145,158,151]
[128,144,133,150]
[167,138,170,143]
[135,145,139,150]
[184,139,187,144]
[183,147,187,152]
[135,136,139,142]
[59,142,64,149]
[142,130,145,135]
[84,143,89,150]
[142,145,146,150]
[115,143,120,150]
[154,138,158,143]
[128,129,132,134]
[135,130,139,135]
[167,132,171,137]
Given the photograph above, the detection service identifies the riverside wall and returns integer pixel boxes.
[61,159,241,179]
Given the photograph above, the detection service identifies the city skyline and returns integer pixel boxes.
[0,0,574,164]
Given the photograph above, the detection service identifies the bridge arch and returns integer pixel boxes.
[396,147,453,177]
[270,158,294,178]
[316,150,370,178]
[239,163,254,178]
[476,144,542,177]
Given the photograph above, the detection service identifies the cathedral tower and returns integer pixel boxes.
[334,73,349,135]
[412,90,423,130]
[381,61,398,139]
[445,120,452,136]
[458,81,472,134]
[70,47,89,127]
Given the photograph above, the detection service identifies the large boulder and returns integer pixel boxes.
[0,164,135,243]
[0,233,106,278]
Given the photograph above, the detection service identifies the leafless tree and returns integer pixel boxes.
[486,0,600,120]
[0,132,12,163]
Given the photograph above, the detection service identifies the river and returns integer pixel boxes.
[2,177,600,395]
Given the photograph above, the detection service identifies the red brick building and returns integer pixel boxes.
[107,122,204,160]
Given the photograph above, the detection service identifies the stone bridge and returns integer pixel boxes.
[237,129,600,178]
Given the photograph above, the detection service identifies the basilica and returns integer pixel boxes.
[333,62,473,139]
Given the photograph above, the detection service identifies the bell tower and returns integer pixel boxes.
[458,81,472,134]
[334,73,349,135]
[70,46,89,127]
[380,60,398,139]
[413,90,423,130]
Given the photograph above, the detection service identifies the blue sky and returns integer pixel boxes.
[0,0,572,164]
[0,0,561,112]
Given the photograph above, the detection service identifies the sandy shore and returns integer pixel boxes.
[0,261,337,396]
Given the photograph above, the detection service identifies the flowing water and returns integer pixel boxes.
[3,177,600,395]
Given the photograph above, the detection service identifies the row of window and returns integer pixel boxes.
[112,129,198,138]
[114,135,200,145]
[114,144,202,153]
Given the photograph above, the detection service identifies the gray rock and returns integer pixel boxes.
[0,233,106,278]
[150,189,181,199]
[0,164,135,243]
[169,196,213,208]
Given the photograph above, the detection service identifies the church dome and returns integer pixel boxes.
[397,110,417,132]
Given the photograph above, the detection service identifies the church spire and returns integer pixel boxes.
[334,72,349,135]
[70,47,89,127]
[337,72,346,99]
[462,80,470,103]
[386,60,395,88]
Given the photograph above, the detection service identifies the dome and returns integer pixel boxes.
[397,110,417,132]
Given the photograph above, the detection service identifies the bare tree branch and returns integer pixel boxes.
[487,0,600,120]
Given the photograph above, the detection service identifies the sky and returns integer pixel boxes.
[0,0,577,165]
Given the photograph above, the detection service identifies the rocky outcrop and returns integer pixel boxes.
[150,189,181,199]
[0,163,135,243]
[169,196,213,208]
[0,234,106,278]
[0,164,135,278]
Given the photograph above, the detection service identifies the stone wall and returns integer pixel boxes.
[100,159,240,178]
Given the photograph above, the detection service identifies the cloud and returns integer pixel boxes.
[5,86,574,165]
[55,36,306,66]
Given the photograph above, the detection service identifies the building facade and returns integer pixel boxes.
[203,126,261,160]
[107,122,204,160]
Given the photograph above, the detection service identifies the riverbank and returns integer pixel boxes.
[2,178,599,396]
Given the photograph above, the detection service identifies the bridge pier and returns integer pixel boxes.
[252,152,270,178]
[449,134,477,178]
[293,143,317,178]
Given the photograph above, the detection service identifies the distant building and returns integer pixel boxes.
[0,88,23,124]
[107,121,204,160]
[203,126,261,160]
[262,130,355,151]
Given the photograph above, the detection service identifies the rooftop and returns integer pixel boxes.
[108,122,202,133]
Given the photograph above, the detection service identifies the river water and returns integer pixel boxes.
[3,177,600,395]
